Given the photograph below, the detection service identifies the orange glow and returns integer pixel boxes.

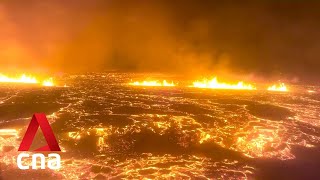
[0,74,55,87]
[267,83,287,92]
[191,77,256,90]
[129,80,175,87]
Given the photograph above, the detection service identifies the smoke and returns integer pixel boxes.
[0,1,320,82]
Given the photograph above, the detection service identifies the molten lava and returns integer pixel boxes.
[307,90,316,93]
[129,80,175,87]
[267,83,287,92]
[0,74,55,86]
[191,77,256,90]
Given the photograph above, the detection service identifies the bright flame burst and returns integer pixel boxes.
[267,83,288,92]
[42,78,54,87]
[129,80,175,87]
[0,74,55,87]
[192,77,256,90]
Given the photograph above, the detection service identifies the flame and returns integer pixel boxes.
[129,80,175,87]
[191,77,256,90]
[267,83,287,92]
[0,74,37,84]
[0,74,55,86]
[42,78,54,87]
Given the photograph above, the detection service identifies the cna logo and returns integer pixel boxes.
[17,113,61,170]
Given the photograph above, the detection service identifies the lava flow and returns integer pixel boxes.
[191,77,256,90]
[129,80,175,87]
[0,74,55,87]
[267,83,288,92]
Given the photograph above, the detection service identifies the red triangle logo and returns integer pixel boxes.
[18,113,61,151]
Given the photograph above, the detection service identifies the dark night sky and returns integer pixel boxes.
[0,0,320,83]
